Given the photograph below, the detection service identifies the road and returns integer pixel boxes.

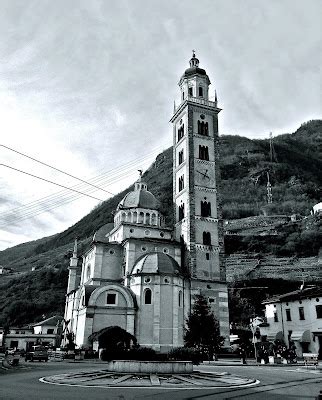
[0,360,321,400]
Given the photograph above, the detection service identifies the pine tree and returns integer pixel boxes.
[184,294,224,360]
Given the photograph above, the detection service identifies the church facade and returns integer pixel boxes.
[63,53,229,352]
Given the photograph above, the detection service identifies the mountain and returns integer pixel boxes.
[0,120,321,326]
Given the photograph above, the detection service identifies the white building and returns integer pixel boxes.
[312,202,322,215]
[63,53,229,352]
[261,286,322,357]
[2,315,63,350]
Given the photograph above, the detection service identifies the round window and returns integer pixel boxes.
[316,298,320,302]
[141,246,147,252]
[200,114,205,120]
[160,232,165,238]
[130,228,134,233]
[109,249,115,255]
[164,277,170,284]
[144,277,151,283]
[145,230,150,236]
[163,248,169,254]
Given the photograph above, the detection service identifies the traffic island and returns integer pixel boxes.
[40,361,259,389]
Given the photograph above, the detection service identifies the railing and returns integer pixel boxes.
[174,96,218,112]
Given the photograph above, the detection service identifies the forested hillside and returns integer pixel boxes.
[0,120,321,326]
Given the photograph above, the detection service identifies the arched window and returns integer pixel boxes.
[145,213,150,225]
[151,213,157,225]
[177,125,184,142]
[203,231,211,245]
[139,212,144,224]
[201,201,211,217]
[182,91,185,100]
[199,145,209,160]
[178,175,184,192]
[144,288,152,304]
[179,290,183,307]
[179,204,185,221]
[86,264,91,281]
[178,149,184,165]
[188,87,193,96]
[198,121,209,136]
[199,86,203,97]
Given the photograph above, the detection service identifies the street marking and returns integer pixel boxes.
[39,377,260,390]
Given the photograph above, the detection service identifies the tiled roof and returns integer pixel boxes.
[263,286,322,304]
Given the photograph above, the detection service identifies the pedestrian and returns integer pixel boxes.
[239,345,247,364]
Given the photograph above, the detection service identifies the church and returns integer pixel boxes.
[63,53,229,352]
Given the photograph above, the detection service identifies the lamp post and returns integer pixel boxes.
[250,317,264,364]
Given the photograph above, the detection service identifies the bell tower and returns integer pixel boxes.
[170,52,229,339]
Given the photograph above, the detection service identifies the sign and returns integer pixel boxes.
[303,353,318,367]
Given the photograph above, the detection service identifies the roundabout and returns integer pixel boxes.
[39,368,259,389]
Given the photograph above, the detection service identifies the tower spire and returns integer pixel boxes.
[189,50,199,68]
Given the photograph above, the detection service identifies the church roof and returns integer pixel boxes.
[117,177,160,211]
[183,66,207,78]
[93,223,115,243]
[180,51,210,84]
[131,252,181,275]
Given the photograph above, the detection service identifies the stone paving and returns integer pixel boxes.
[40,369,258,388]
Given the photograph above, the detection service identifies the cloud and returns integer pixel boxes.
[0,0,321,250]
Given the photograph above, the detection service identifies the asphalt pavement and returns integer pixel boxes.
[0,358,321,400]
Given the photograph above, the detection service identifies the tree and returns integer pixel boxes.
[184,294,224,360]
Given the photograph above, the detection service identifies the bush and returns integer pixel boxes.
[128,347,157,361]
[100,346,158,362]
[168,347,202,364]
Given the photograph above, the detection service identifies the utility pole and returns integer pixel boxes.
[267,172,273,204]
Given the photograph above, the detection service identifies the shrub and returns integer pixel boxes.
[100,346,158,362]
[128,347,157,361]
[168,347,202,364]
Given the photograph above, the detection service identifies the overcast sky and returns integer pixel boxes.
[0,0,321,251]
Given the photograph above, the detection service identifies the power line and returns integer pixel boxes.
[0,155,163,225]
[1,164,104,202]
[2,142,170,215]
[0,142,172,225]
[0,168,141,226]
[1,155,154,222]
[1,144,115,196]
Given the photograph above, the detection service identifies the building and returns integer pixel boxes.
[63,53,229,352]
[2,315,63,351]
[312,202,322,215]
[260,286,322,357]
[0,266,13,275]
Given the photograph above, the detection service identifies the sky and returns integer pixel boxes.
[0,0,321,251]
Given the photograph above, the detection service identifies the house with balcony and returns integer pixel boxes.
[260,286,322,357]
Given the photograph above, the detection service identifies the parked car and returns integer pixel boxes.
[25,345,48,362]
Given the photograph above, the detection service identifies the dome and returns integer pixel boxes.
[180,51,210,84]
[131,252,181,275]
[183,66,207,78]
[117,178,160,211]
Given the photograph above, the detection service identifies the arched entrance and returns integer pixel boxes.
[89,326,137,351]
